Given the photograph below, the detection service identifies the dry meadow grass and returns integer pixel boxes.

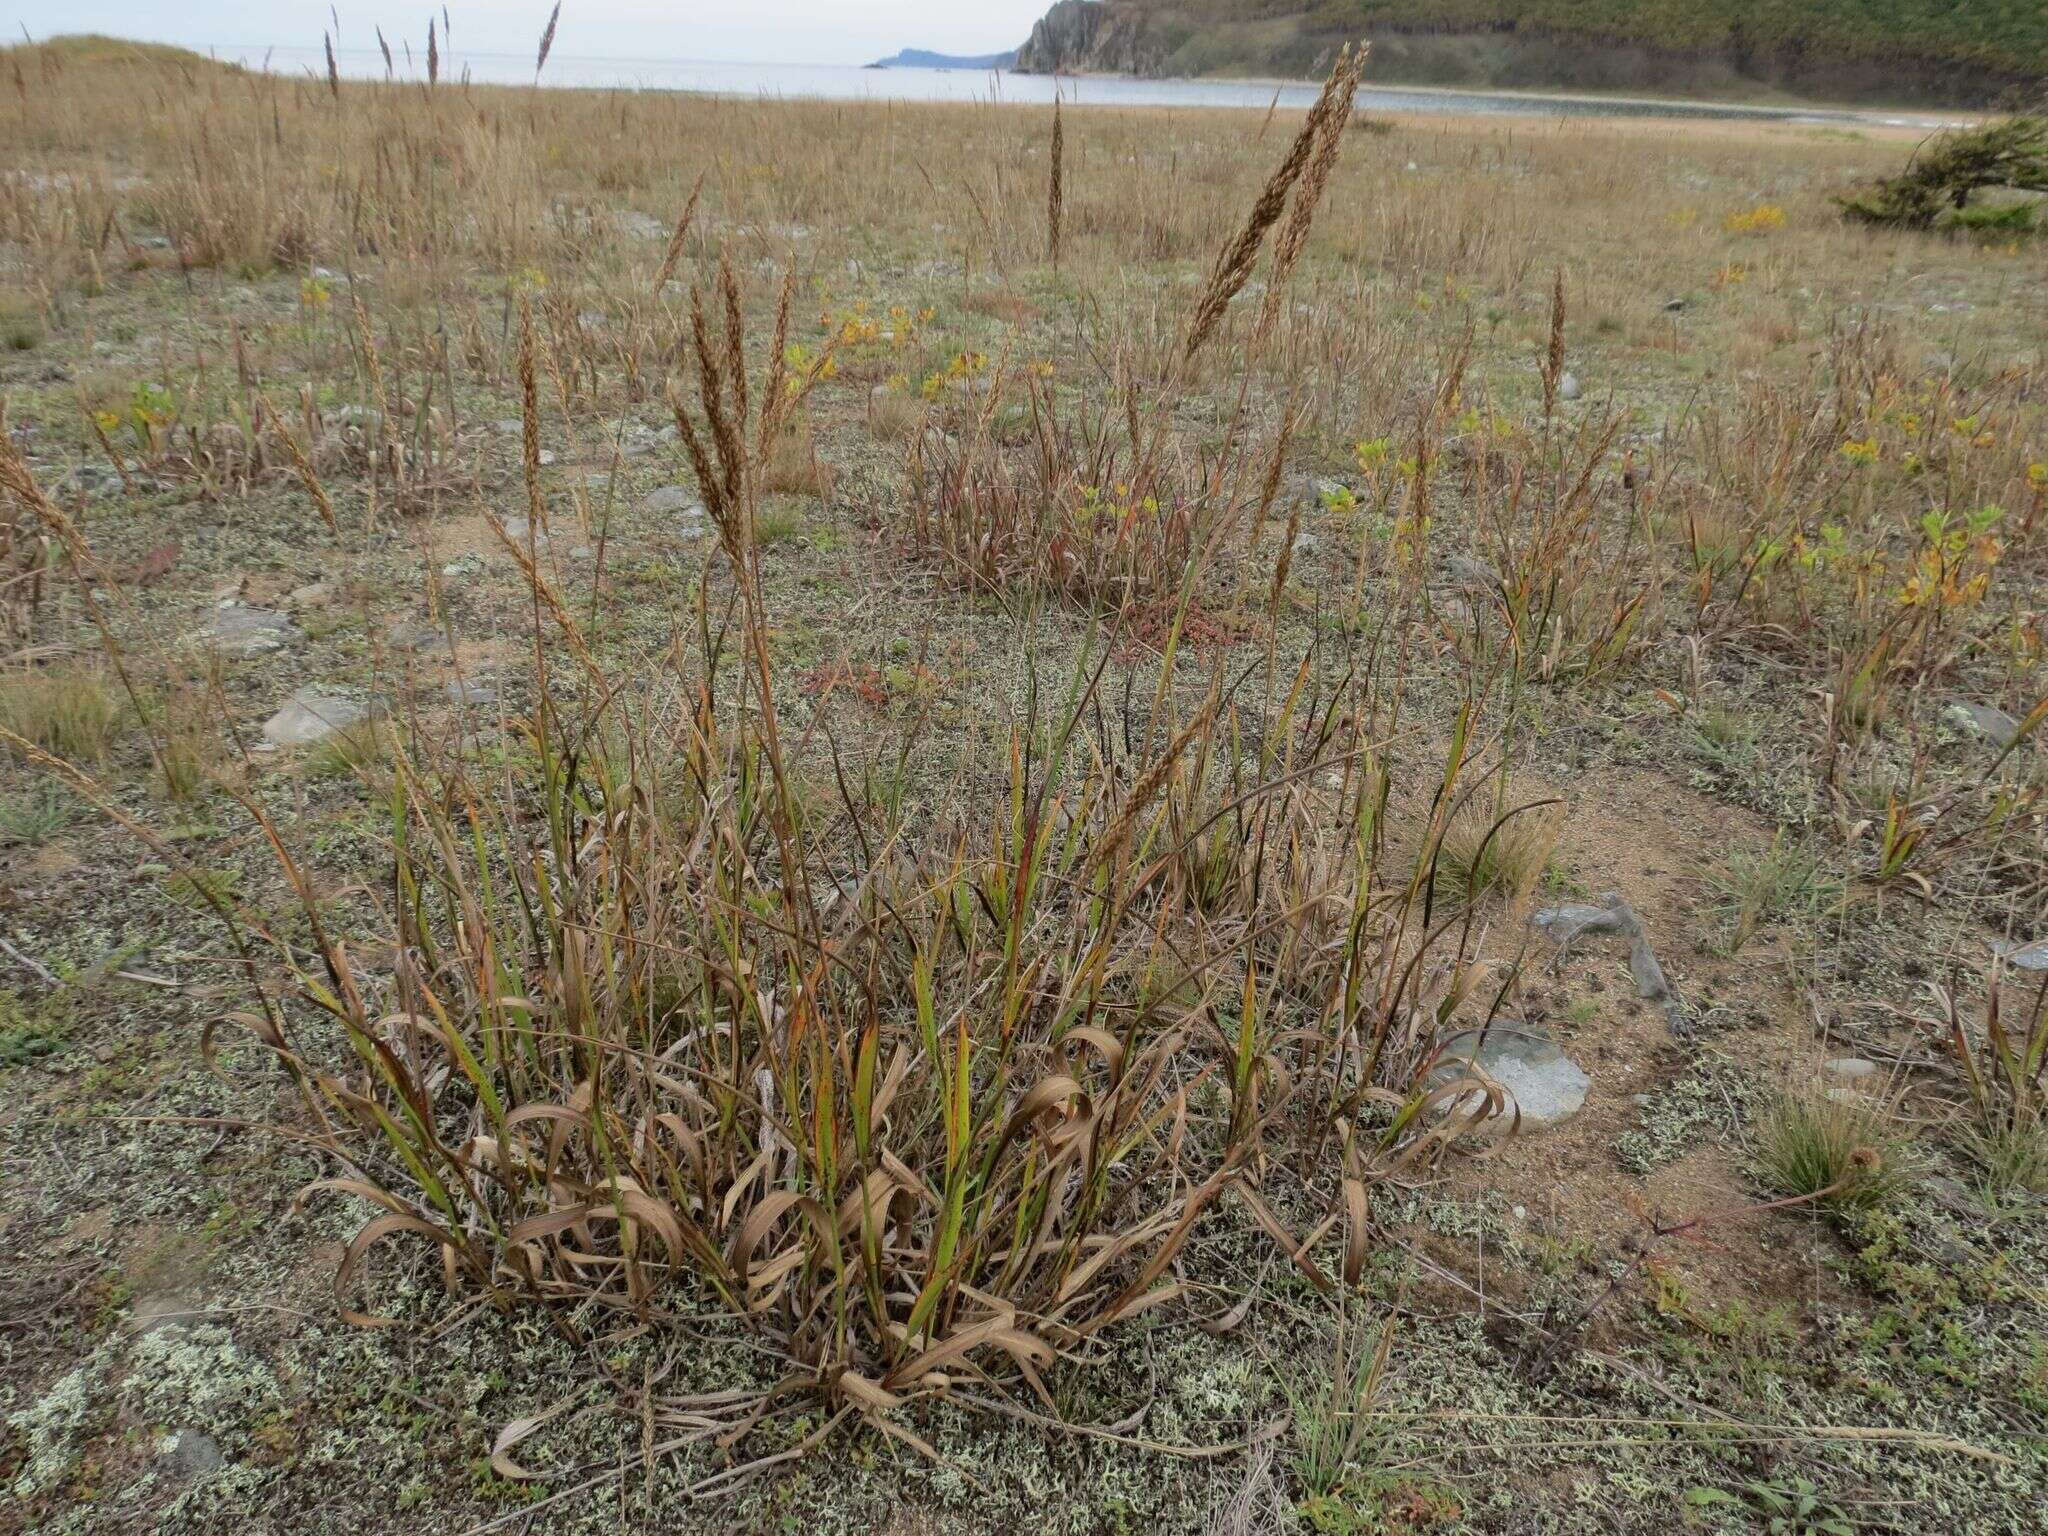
[0,34,2044,1536]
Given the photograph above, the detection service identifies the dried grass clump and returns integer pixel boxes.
[866,384,926,443]
[0,288,41,350]
[304,719,398,782]
[134,265,1525,1471]
[910,384,1217,609]
[759,416,833,499]
[1754,1084,1912,1211]
[1431,801,1558,911]
[0,667,123,761]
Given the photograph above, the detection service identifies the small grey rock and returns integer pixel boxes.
[1995,937,2048,972]
[1557,371,1582,402]
[1662,297,1687,313]
[490,417,524,436]
[188,604,302,657]
[263,687,378,748]
[1943,700,2021,748]
[498,516,550,551]
[1530,901,1631,942]
[1825,1056,1878,1080]
[384,620,452,655]
[1535,894,1685,1034]
[1629,930,1671,1004]
[1443,555,1500,592]
[163,1429,223,1478]
[332,405,382,435]
[639,485,701,516]
[1436,1027,1590,1130]
[444,679,497,708]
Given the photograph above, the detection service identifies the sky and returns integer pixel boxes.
[5,2,1055,64]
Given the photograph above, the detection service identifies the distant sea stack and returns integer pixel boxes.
[869,47,1018,71]
[1013,0,1167,77]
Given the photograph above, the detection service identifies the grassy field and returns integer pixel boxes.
[2,34,2046,1536]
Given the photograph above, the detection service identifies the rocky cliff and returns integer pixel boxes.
[1006,1,2048,106]
[1014,1,1169,77]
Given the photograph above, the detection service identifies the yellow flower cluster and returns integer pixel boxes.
[1723,204,1787,236]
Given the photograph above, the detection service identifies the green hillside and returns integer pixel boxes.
[1015,1,2048,106]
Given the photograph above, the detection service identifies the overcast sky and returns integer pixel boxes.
[7,3,1054,64]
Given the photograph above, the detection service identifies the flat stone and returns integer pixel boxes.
[490,418,523,435]
[444,679,497,708]
[1443,555,1500,592]
[1996,937,2048,972]
[1825,1056,1878,1080]
[384,620,452,655]
[331,405,382,435]
[187,604,301,656]
[263,687,378,748]
[498,516,551,551]
[640,485,703,517]
[1436,1027,1590,1130]
[1557,371,1582,402]
[1530,901,1631,941]
[163,1428,223,1478]
[1943,700,2021,748]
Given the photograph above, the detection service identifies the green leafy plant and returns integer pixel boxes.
[0,786,73,846]
[0,991,73,1066]
[1284,1309,1394,1503]
[1705,831,1841,954]
[1925,963,2048,1196]
[1838,116,2046,230]
[1685,1476,1855,1535]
